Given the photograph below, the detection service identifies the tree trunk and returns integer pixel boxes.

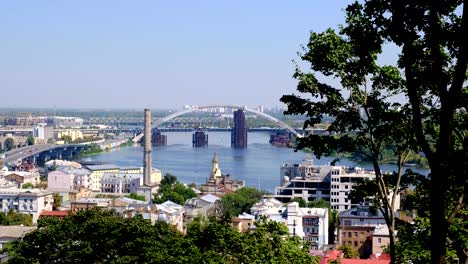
[430,165,448,264]
[388,224,396,264]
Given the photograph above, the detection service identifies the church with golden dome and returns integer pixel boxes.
[199,153,245,195]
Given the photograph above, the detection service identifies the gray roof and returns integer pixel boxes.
[0,226,36,238]
[59,168,91,175]
[85,164,120,171]
[339,206,385,218]
[199,194,220,204]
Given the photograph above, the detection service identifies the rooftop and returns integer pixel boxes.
[0,187,52,196]
[199,194,221,204]
[40,211,70,217]
[340,206,385,219]
[85,164,120,171]
[0,226,36,238]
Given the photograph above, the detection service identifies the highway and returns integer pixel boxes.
[2,144,57,164]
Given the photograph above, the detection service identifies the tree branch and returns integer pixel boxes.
[447,193,464,224]
[449,0,468,103]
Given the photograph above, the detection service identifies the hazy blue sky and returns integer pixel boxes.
[0,1,356,109]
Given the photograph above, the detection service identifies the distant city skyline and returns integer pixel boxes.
[1,1,357,109]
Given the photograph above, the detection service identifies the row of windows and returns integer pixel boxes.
[342,240,362,247]
[331,184,350,189]
[0,198,34,203]
[331,205,349,210]
[303,218,319,226]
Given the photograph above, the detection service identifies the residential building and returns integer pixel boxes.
[0,187,53,223]
[0,134,27,151]
[85,164,161,192]
[372,225,391,256]
[0,226,36,249]
[70,197,147,213]
[48,170,74,191]
[52,116,84,127]
[231,109,247,148]
[338,206,387,258]
[1,171,41,188]
[284,202,328,250]
[250,197,285,220]
[232,212,255,232]
[184,194,221,227]
[70,198,112,212]
[100,173,143,194]
[57,129,83,141]
[40,210,70,220]
[33,123,54,141]
[125,200,185,232]
[275,158,375,211]
[250,200,329,250]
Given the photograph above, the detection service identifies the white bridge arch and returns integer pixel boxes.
[132,105,303,142]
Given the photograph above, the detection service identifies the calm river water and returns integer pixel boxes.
[89,132,428,192]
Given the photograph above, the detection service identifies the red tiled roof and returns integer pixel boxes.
[40,211,69,217]
[341,260,390,264]
[319,250,342,264]
[318,250,390,264]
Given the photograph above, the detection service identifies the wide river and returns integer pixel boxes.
[89,132,428,193]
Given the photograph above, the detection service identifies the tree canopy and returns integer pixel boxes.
[0,210,32,226]
[4,138,14,151]
[281,1,467,263]
[6,209,319,264]
[153,173,197,205]
[219,187,266,221]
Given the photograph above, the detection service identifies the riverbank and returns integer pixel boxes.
[80,140,134,157]
[301,147,429,169]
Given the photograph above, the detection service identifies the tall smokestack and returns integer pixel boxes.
[144,109,152,186]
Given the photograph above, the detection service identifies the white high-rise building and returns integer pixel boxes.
[33,123,54,141]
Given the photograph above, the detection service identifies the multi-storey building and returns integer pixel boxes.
[0,135,27,151]
[338,205,387,258]
[275,159,375,211]
[33,123,54,141]
[48,170,74,191]
[231,109,247,148]
[47,167,92,193]
[251,200,328,250]
[285,202,328,250]
[0,187,53,223]
[57,129,83,141]
[85,165,161,192]
[329,167,375,211]
[1,171,41,188]
[125,201,185,232]
[100,173,143,194]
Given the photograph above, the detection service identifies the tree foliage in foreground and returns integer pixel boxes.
[5,209,319,264]
[0,210,32,226]
[153,173,197,205]
[219,187,267,221]
[281,1,468,263]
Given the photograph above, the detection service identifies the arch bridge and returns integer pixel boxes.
[132,105,303,142]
